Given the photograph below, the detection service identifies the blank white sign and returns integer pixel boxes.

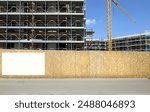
[2,53,45,75]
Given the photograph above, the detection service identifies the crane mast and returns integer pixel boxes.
[106,0,112,51]
[106,0,135,51]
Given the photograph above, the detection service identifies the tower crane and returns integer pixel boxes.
[106,0,135,51]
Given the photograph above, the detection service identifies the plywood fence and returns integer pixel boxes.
[0,50,150,78]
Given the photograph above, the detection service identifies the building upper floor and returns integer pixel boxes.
[0,0,85,14]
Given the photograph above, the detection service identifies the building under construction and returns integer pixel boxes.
[0,0,85,50]
[85,33,150,51]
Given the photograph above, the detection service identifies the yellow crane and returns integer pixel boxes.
[106,0,135,51]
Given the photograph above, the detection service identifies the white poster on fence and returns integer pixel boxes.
[2,53,45,75]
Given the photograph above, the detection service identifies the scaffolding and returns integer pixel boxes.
[85,33,150,51]
[0,0,85,50]
[112,33,150,51]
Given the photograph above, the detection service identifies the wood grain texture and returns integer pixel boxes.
[0,50,150,78]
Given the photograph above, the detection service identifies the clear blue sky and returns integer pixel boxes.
[86,0,150,39]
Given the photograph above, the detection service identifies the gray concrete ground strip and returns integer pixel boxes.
[0,78,150,95]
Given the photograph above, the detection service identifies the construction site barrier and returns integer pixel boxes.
[0,50,150,78]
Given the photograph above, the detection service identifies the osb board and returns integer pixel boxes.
[45,51,150,78]
[0,50,150,78]
[45,51,91,78]
[0,52,2,76]
[89,52,150,78]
